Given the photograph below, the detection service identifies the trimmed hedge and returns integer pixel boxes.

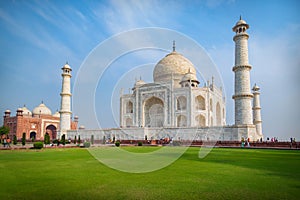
[84,142,90,148]
[115,141,120,147]
[33,142,43,149]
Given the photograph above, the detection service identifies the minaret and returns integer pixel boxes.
[59,62,72,138]
[232,16,253,125]
[252,84,263,137]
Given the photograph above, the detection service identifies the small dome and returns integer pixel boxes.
[181,70,199,83]
[233,17,249,31]
[17,108,23,112]
[79,125,85,129]
[62,63,71,70]
[53,111,60,117]
[32,103,52,116]
[252,84,260,91]
[235,19,247,26]
[21,106,32,116]
[5,110,11,113]
[134,79,146,88]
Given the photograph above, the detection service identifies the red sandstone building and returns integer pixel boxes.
[3,102,78,140]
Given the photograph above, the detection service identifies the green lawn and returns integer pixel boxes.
[0,147,299,200]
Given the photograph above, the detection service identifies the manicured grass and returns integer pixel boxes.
[0,147,299,200]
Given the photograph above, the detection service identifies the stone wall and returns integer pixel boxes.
[66,125,258,142]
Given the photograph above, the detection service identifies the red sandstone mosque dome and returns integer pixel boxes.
[21,105,32,116]
[32,102,52,116]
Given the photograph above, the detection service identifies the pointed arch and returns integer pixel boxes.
[177,96,187,110]
[125,118,133,127]
[126,101,133,113]
[216,102,221,126]
[144,97,164,127]
[195,95,205,110]
[46,124,57,140]
[177,115,187,127]
[196,115,206,127]
[30,131,36,140]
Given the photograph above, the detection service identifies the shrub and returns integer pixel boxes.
[13,135,17,145]
[138,141,143,146]
[84,142,91,148]
[33,142,43,149]
[52,139,58,144]
[115,141,120,147]
[44,134,50,146]
[91,135,94,145]
[61,134,66,145]
[74,136,77,144]
[102,136,106,144]
[78,135,81,144]
[22,132,26,146]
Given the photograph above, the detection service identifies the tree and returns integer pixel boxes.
[91,135,94,145]
[61,134,66,145]
[74,135,77,144]
[0,126,9,135]
[22,132,26,146]
[13,135,17,145]
[44,134,50,146]
[78,135,81,145]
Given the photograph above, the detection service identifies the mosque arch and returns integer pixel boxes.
[30,131,36,140]
[195,95,205,110]
[216,102,221,126]
[143,97,164,127]
[126,101,133,113]
[125,118,133,127]
[177,115,187,127]
[46,124,57,140]
[211,117,213,126]
[177,96,187,110]
[210,98,213,111]
[195,115,206,127]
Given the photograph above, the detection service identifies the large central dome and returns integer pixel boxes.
[153,50,196,84]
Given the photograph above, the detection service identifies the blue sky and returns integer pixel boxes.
[1,0,299,140]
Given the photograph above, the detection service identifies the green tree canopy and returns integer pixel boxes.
[0,126,9,135]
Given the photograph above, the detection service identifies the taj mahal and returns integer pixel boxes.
[119,41,226,129]
[3,17,263,142]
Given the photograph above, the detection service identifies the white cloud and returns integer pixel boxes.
[92,0,182,34]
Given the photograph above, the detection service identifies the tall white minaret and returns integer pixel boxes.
[252,84,263,138]
[232,16,253,125]
[59,62,72,138]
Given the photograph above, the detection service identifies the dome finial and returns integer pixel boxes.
[240,15,242,20]
[172,40,176,52]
